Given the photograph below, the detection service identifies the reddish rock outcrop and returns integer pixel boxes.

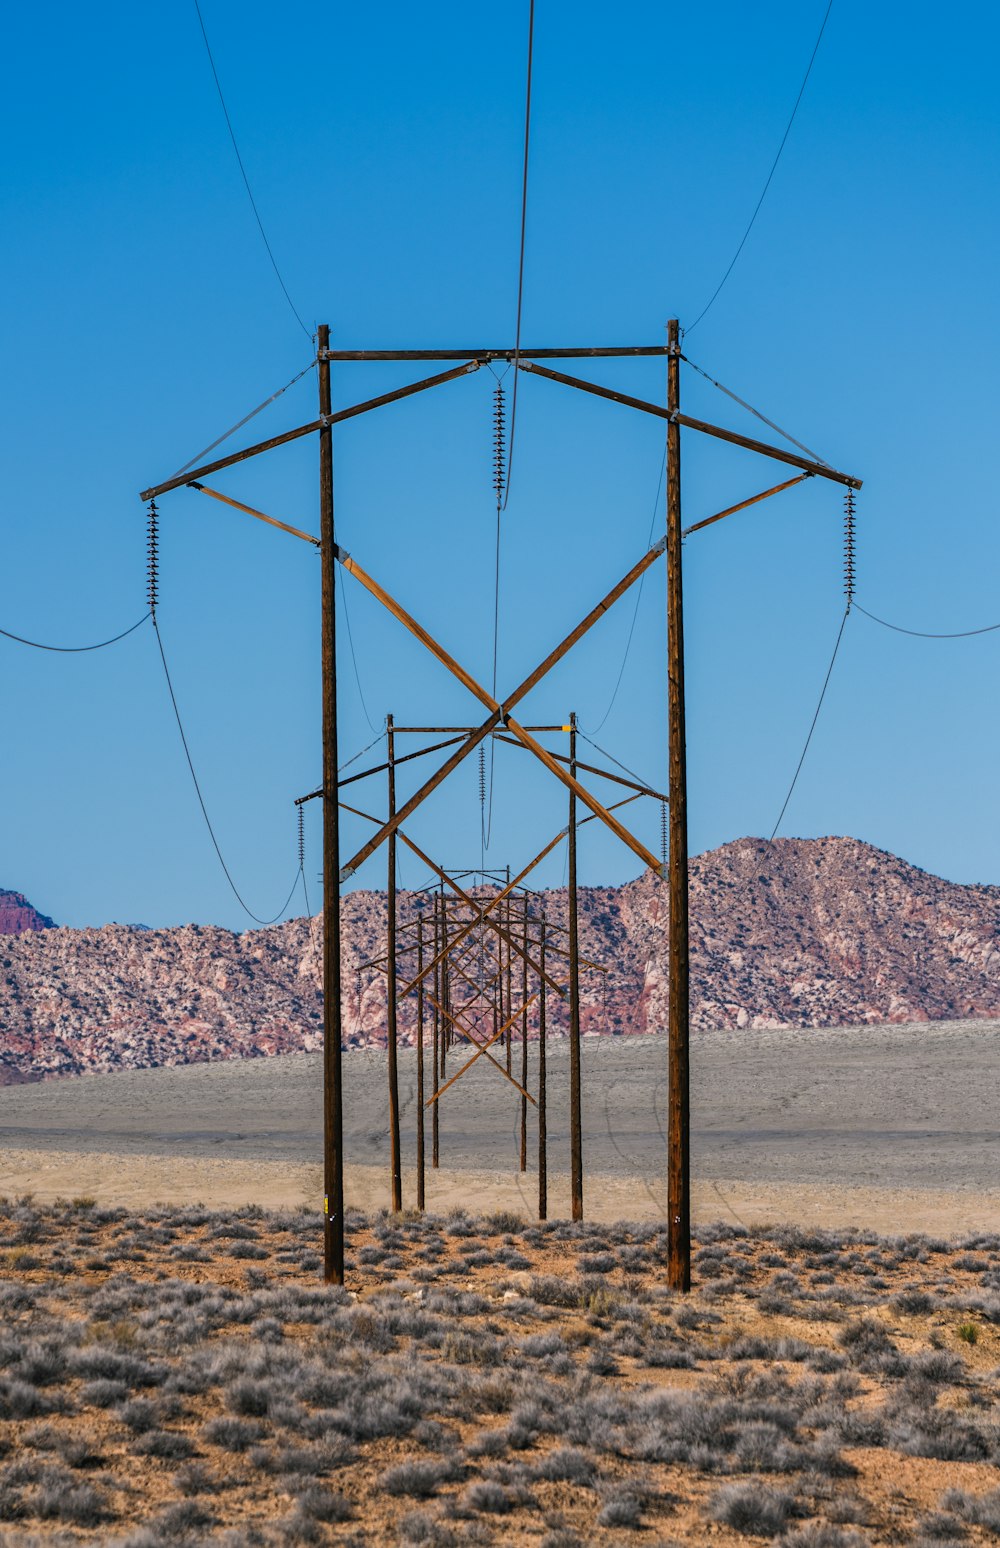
[0,889,54,936]
[1,837,998,1082]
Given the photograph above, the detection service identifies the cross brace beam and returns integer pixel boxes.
[335,537,666,879]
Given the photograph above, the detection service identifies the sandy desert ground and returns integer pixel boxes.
[0,1020,996,1234]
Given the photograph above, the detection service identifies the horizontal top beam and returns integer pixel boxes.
[318,346,670,361]
[391,725,568,734]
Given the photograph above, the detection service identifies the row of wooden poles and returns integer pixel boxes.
[361,886,586,1219]
[364,713,594,1222]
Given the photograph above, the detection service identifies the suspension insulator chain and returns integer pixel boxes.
[478,743,487,809]
[843,488,857,609]
[147,500,159,614]
[660,799,668,870]
[297,805,305,871]
[492,382,507,509]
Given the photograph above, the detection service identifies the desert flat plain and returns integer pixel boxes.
[0,1020,996,1235]
[0,1023,998,1546]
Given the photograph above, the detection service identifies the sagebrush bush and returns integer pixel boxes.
[709,1481,797,1536]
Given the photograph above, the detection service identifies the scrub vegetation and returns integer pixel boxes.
[0,1199,998,1542]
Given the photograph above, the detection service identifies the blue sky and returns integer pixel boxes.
[2,1,998,929]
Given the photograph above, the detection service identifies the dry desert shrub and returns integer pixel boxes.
[0,1200,996,1543]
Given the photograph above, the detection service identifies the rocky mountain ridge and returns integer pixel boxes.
[1,836,998,1083]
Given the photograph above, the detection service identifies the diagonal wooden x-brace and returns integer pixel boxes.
[335,536,666,881]
[428,993,538,1107]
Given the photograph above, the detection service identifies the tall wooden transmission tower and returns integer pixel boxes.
[141,322,861,1289]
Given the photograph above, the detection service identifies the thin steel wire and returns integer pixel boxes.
[501,0,535,510]
[169,358,316,483]
[685,0,835,335]
[768,606,848,839]
[153,615,300,925]
[192,0,312,341]
[854,602,1000,640]
[583,444,667,734]
[576,728,658,797]
[681,354,829,466]
[483,510,501,849]
[339,728,387,776]
[0,613,150,653]
[338,564,378,733]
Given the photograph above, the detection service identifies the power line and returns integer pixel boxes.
[153,614,300,925]
[192,0,312,343]
[483,503,502,850]
[483,0,535,851]
[768,604,848,839]
[501,0,535,510]
[855,601,1000,640]
[0,612,150,652]
[685,0,835,335]
[582,446,666,735]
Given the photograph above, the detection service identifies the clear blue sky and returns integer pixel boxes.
[2,1,998,930]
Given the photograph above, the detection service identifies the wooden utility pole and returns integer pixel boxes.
[520,902,529,1172]
[568,711,583,1221]
[432,890,440,1168]
[666,316,691,1292]
[416,914,425,1209]
[318,324,345,1285]
[386,714,402,1213]
[538,912,547,1220]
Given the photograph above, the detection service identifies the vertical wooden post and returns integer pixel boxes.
[505,875,513,1077]
[520,898,529,1171]
[386,714,402,1213]
[318,323,344,1285]
[416,913,425,1210]
[441,908,449,1075]
[538,911,547,1220]
[666,316,691,1292]
[568,710,583,1221]
[432,890,440,1169]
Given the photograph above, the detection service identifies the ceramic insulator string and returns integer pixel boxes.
[147,501,159,614]
[297,805,305,871]
[843,488,856,608]
[660,799,668,870]
[492,382,507,510]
